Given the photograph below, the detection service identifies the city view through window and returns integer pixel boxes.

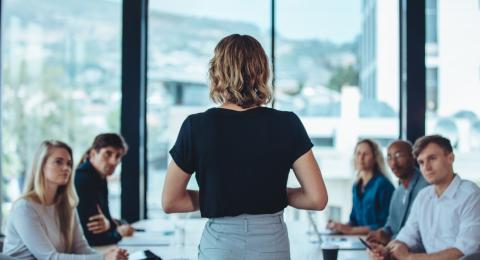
[1,0,123,222]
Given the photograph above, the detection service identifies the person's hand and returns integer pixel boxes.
[117,224,135,237]
[326,219,335,229]
[327,220,352,234]
[366,230,390,245]
[88,204,111,234]
[104,248,128,260]
[368,243,390,260]
[327,220,343,231]
[390,242,411,260]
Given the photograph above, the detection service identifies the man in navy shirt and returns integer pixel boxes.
[75,133,135,246]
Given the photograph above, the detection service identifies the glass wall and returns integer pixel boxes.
[1,0,123,224]
[276,0,399,225]
[147,0,271,218]
[425,0,480,185]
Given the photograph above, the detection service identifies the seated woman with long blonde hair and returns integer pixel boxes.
[3,140,128,260]
[328,139,394,235]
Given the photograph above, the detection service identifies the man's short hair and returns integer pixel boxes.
[412,135,453,159]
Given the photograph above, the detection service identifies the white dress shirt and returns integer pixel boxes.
[396,174,480,255]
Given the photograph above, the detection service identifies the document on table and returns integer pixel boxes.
[129,250,148,260]
[323,236,366,250]
[118,231,171,246]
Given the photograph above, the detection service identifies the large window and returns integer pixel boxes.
[1,0,123,224]
[425,0,480,185]
[276,0,399,225]
[147,0,271,218]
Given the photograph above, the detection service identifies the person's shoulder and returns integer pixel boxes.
[268,107,298,117]
[458,178,480,196]
[188,111,206,119]
[11,198,38,216]
[75,163,97,184]
[375,174,394,188]
[415,184,434,200]
[375,173,390,182]
[185,109,216,122]
[263,108,303,124]
[75,161,94,174]
[415,171,430,188]
[13,198,31,208]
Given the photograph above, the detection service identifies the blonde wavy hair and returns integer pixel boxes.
[353,139,387,180]
[209,34,272,108]
[22,140,78,252]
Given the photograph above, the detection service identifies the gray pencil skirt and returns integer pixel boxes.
[198,210,290,260]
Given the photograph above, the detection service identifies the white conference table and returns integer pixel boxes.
[95,219,368,260]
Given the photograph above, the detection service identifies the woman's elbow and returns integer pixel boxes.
[312,193,328,211]
[162,195,176,214]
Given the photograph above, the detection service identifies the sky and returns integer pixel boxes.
[150,0,361,44]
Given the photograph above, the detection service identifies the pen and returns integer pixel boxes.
[359,238,372,250]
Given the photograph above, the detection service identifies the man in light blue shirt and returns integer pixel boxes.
[370,135,480,260]
[366,140,429,245]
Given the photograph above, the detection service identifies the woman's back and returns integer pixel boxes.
[170,107,313,218]
[162,34,327,259]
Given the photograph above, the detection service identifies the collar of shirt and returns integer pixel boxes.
[427,174,461,200]
[79,160,103,181]
[356,173,380,194]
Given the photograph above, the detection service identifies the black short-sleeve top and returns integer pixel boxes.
[169,107,313,218]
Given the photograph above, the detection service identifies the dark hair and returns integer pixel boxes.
[79,133,128,165]
[412,135,453,159]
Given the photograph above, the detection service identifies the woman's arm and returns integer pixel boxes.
[71,213,101,255]
[162,160,199,213]
[329,206,371,235]
[330,224,371,235]
[287,149,328,210]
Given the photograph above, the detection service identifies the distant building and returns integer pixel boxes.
[427,0,480,117]
[360,0,480,117]
[359,0,399,111]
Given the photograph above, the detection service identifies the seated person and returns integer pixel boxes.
[328,139,394,235]
[366,140,429,245]
[75,133,134,246]
[3,140,127,260]
[370,135,480,259]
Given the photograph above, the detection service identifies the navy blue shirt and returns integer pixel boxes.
[349,173,395,230]
[75,161,122,246]
[170,107,313,218]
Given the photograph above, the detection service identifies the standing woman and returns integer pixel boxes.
[3,140,128,260]
[162,34,328,260]
[328,139,394,235]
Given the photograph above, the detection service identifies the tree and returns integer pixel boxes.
[326,65,359,92]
